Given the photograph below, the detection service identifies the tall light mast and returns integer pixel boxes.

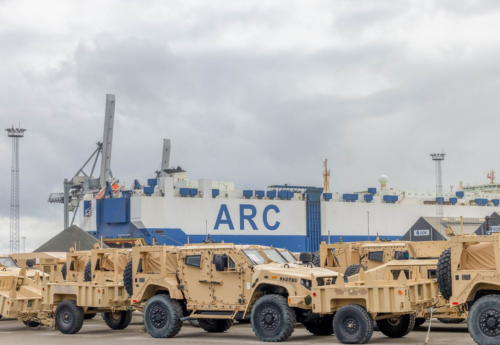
[323,159,330,193]
[6,125,26,254]
[431,152,446,235]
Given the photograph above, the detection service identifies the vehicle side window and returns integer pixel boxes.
[368,251,384,262]
[185,255,201,268]
[229,256,236,269]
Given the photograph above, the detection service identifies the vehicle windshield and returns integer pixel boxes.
[0,257,18,268]
[263,249,287,263]
[279,250,297,263]
[242,249,267,265]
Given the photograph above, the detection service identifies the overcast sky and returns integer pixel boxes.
[1,0,500,252]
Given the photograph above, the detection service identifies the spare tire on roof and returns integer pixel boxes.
[299,252,313,263]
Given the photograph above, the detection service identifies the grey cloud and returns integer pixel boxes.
[1,1,500,252]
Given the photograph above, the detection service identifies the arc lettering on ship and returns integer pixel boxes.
[214,204,281,230]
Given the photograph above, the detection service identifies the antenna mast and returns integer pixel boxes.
[323,159,330,193]
[6,125,26,254]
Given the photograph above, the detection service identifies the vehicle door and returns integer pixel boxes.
[211,249,250,306]
[178,248,214,306]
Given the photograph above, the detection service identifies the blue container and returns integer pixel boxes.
[180,188,190,197]
[475,198,488,206]
[323,193,332,201]
[143,186,155,196]
[456,191,465,198]
[189,188,198,196]
[266,191,276,200]
[212,189,220,198]
[278,191,289,200]
[255,190,265,199]
[436,197,444,205]
[342,194,359,202]
[368,188,377,195]
[243,190,254,198]
[383,195,398,203]
[492,199,500,206]
[364,194,373,202]
[147,178,158,187]
[449,197,458,205]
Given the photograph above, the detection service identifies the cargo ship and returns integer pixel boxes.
[48,95,500,252]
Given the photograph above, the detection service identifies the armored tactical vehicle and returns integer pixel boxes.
[125,242,440,343]
[437,233,500,345]
[0,246,135,332]
[315,238,457,327]
[315,238,448,276]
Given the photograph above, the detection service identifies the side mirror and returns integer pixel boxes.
[214,255,225,272]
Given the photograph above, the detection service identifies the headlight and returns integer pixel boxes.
[300,279,312,290]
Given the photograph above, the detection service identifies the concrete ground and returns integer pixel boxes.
[0,315,473,345]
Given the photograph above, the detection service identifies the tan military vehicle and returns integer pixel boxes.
[0,254,50,282]
[0,247,135,332]
[315,238,455,328]
[10,252,66,273]
[314,259,441,343]
[125,242,440,343]
[0,267,44,325]
[315,237,448,276]
[437,233,500,344]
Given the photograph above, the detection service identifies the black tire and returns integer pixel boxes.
[376,314,415,338]
[103,310,133,330]
[123,260,133,296]
[438,318,464,324]
[344,264,366,282]
[414,317,426,328]
[84,313,97,320]
[251,294,296,342]
[303,314,334,336]
[312,250,320,267]
[61,263,67,280]
[0,314,2,320]
[468,295,500,345]
[84,260,92,282]
[333,304,373,344]
[198,319,233,333]
[437,248,452,301]
[55,300,84,334]
[299,252,313,263]
[144,294,183,338]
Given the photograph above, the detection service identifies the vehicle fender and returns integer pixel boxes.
[466,281,500,302]
[246,281,301,308]
[136,280,184,301]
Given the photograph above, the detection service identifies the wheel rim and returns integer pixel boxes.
[387,317,402,326]
[150,305,168,329]
[110,312,121,321]
[59,307,72,326]
[259,307,280,331]
[479,308,500,337]
[342,316,359,335]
